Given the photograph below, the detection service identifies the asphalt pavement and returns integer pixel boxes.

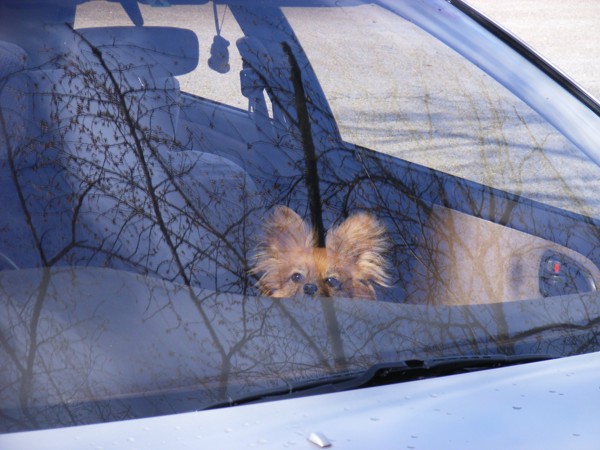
[467,0,600,101]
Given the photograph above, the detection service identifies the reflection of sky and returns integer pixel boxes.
[2,266,600,431]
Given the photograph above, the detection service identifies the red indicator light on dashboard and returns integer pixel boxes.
[553,261,561,274]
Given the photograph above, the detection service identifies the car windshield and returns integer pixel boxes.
[2,0,600,433]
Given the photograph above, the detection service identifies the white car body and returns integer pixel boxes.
[2,351,600,449]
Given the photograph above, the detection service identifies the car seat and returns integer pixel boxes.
[0,28,261,293]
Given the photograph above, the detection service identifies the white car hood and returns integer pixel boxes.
[3,351,600,449]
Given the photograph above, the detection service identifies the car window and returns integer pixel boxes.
[74,1,600,220]
[61,1,600,310]
[1,0,597,305]
[284,4,600,219]
[75,2,249,110]
[3,0,600,436]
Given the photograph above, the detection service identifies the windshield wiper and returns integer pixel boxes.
[204,354,554,410]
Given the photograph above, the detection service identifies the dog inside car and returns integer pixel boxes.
[252,206,390,300]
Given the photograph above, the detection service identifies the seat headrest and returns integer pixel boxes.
[77,26,199,77]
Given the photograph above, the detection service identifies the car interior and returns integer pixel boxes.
[3,0,600,434]
[1,3,600,305]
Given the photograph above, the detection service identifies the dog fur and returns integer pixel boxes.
[252,206,390,300]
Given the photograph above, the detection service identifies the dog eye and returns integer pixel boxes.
[325,277,341,289]
[290,273,304,283]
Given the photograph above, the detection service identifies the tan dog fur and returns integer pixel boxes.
[252,206,390,300]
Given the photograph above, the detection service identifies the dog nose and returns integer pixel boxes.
[303,283,318,296]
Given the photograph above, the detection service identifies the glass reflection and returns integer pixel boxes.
[2,267,600,432]
[2,0,600,434]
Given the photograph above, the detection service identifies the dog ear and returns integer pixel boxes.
[259,206,316,259]
[326,213,390,287]
[261,206,315,252]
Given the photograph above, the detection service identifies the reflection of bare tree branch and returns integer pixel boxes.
[1,25,259,293]
[71,26,195,286]
[4,266,600,432]
[5,3,600,435]
[3,126,46,266]
[17,270,53,430]
[273,301,332,369]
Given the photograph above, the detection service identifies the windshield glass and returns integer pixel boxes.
[285,4,600,218]
[2,0,600,433]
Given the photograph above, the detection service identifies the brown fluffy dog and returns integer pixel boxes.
[252,206,390,300]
